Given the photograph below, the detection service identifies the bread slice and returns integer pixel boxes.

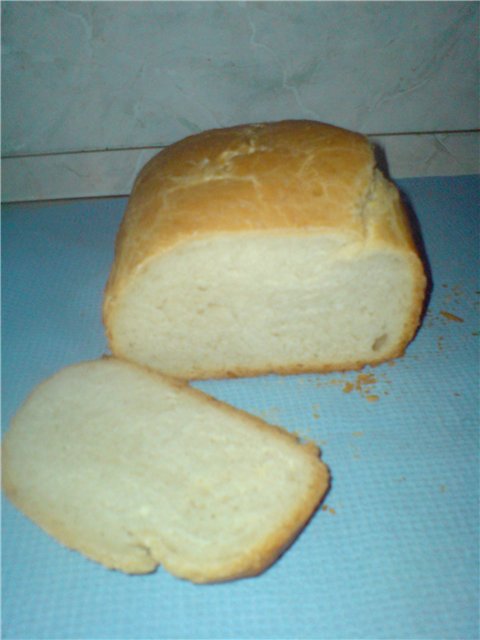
[103,120,426,380]
[2,358,329,582]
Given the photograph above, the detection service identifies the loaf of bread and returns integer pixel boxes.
[104,120,426,380]
[2,358,329,582]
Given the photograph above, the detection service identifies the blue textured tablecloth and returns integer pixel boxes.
[2,176,479,640]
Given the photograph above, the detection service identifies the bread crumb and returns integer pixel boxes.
[439,484,447,493]
[356,373,377,388]
[318,370,390,402]
[312,403,321,419]
[440,310,464,323]
[352,431,364,437]
[321,504,336,515]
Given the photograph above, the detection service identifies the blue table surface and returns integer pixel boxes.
[2,175,479,640]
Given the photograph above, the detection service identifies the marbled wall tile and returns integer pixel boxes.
[1,147,158,202]
[370,132,480,180]
[3,2,478,157]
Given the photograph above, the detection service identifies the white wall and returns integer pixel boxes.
[2,1,479,201]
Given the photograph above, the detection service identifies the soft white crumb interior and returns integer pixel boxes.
[113,234,415,376]
[5,360,322,572]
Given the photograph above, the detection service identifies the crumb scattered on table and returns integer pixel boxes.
[440,310,464,323]
[321,504,337,515]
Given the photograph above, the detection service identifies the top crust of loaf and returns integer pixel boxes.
[104,120,422,316]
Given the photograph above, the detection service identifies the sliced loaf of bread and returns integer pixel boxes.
[104,120,426,379]
[2,358,329,582]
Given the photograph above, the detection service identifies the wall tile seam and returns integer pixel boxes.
[2,129,479,161]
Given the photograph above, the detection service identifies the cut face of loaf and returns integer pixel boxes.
[104,120,426,379]
[2,358,329,583]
